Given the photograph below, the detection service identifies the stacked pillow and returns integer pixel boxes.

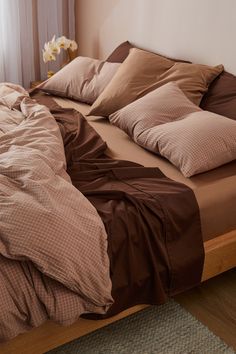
[88,48,223,116]
[39,41,236,177]
[40,43,223,111]
[107,41,236,122]
[40,46,189,105]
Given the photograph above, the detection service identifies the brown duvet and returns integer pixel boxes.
[0,84,204,341]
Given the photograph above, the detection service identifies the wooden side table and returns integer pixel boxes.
[30,80,44,89]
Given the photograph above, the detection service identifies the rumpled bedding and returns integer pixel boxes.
[0,84,113,342]
[32,91,204,319]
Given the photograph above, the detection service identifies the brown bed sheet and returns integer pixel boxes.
[54,97,236,241]
[30,92,204,318]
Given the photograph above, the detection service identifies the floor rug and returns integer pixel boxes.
[47,300,235,354]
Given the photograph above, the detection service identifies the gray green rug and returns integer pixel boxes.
[47,300,235,354]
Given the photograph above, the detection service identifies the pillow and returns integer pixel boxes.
[109,82,201,150]
[145,61,223,106]
[88,48,223,117]
[88,48,175,116]
[106,41,133,63]
[106,40,191,64]
[149,111,236,177]
[200,71,236,120]
[40,56,120,104]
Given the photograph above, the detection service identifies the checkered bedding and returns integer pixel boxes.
[0,84,113,341]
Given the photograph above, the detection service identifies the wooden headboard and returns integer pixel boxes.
[76,0,236,74]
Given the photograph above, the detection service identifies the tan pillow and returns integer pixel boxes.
[146,111,236,177]
[88,48,223,117]
[147,62,224,106]
[109,82,201,146]
[40,56,120,104]
[88,48,175,116]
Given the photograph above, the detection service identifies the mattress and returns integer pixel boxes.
[55,97,236,241]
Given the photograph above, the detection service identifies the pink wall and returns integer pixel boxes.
[75,0,236,74]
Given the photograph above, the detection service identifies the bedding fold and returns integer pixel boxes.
[33,91,204,318]
[0,84,204,341]
[0,84,113,341]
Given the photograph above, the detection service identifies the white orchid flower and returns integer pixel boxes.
[42,49,56,63]
[44,42,50,51]
[48,36,61,55]
[42,35,78,64]
[43,37,60,55]
[56,36,70,50]
[69,40,78,51]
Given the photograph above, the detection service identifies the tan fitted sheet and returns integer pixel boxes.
[55,97,236,241]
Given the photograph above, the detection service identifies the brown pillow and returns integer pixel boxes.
[200,71,236,120]
[88,48,223,117]
[106,41,191,64]
[106,41,133,63]
[40,56,120,104]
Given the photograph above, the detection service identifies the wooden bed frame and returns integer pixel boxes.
[1,229,235,354]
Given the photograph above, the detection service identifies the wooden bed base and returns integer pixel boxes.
[1,229,235,354]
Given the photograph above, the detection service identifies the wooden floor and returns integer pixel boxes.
[176,268,236,350]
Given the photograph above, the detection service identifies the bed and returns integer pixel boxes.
[53,96,236,283]
[0,81,235,353]
[55,94,236,283]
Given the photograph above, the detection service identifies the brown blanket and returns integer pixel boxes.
[33,92,204,317]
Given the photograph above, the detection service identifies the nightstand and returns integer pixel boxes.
[30,80,44,89]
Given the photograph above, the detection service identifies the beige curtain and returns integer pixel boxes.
[0,0,75,88]
[34,0,76,81]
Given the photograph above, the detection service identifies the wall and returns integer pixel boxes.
[75,0,236,74]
